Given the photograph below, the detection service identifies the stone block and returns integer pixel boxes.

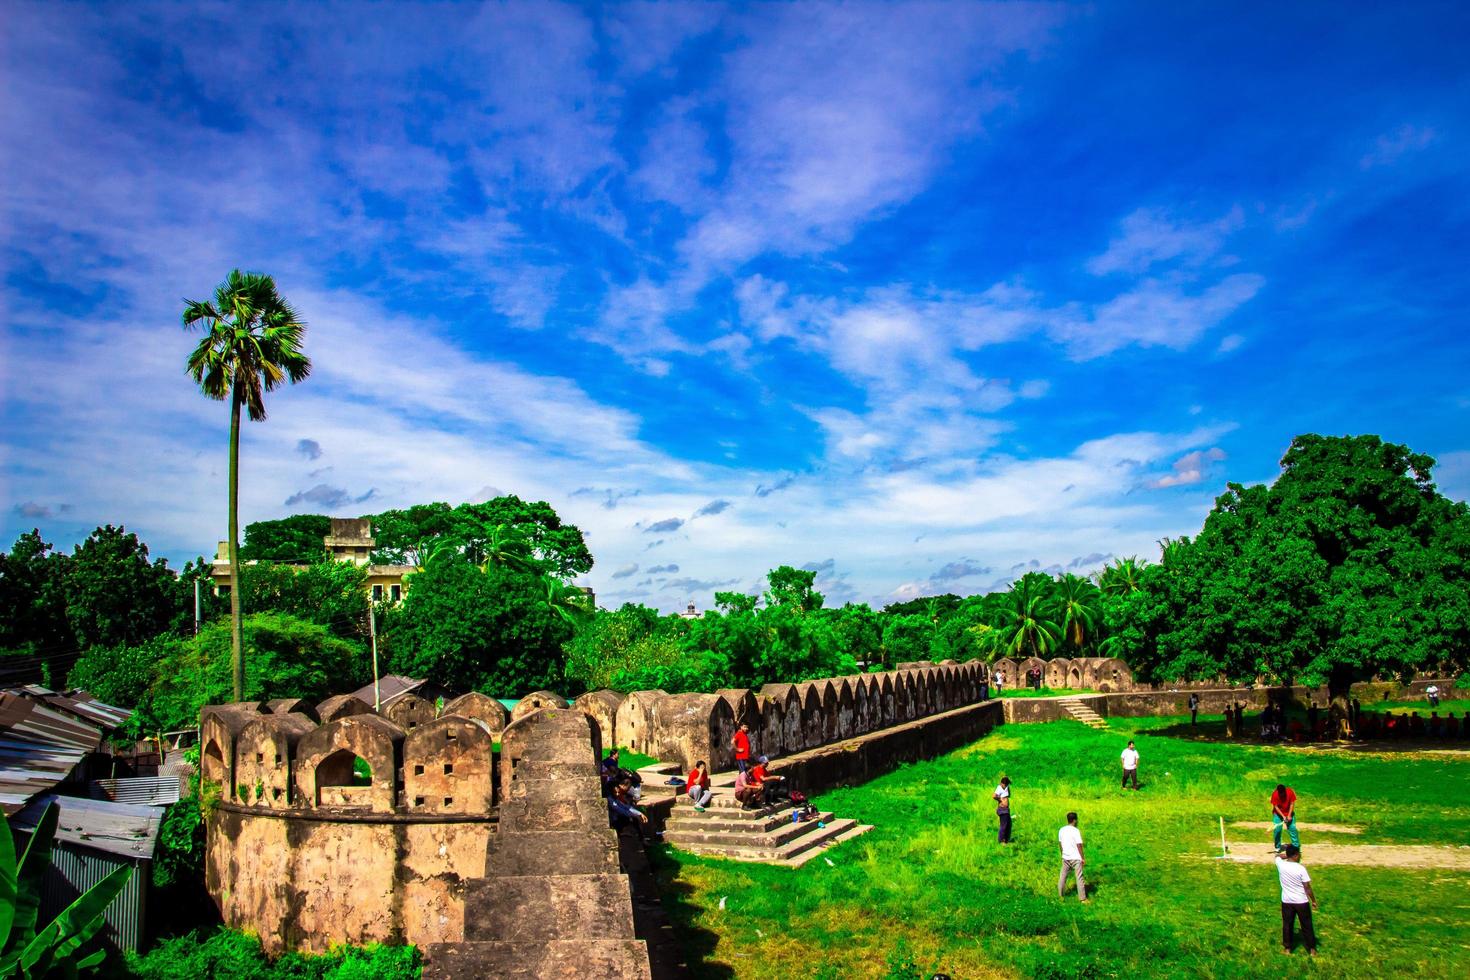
[446,691,510,739]
[422,940,652,980]
[573,690,624,748]
[404,715,496,814]
[294,714,405,812]
[511,690,570,723]
[485,829,620,877]
[233,713,316,808]
[317,694,374,723]
[462,874,635,942]
[384,693,438,732]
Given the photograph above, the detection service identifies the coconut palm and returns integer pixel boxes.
[1054,573,1103,652]
[537,575,594,625]
[1096,556,1148,597]
[184,270,310,699]
[986,574,1063,659]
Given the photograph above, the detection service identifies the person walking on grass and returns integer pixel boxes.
[993,775,1012,844]
[1057,812,1087,902]
[1121,740,1140,790]
[1271,783,1300,854]
[1276,844,1318,956]
[1189,692,1200,726]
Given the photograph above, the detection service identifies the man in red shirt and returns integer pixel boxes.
[1271,783,1299,854]
[732,723,752,773]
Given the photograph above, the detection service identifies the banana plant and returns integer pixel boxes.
[1,802,132,978]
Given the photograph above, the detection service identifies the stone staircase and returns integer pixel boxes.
[662,779,872,866]
[1059,697,1108,729]
[423,709,652,980]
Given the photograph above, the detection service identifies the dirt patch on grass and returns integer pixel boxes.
[1211,843,1470,870]
[1230,821,1363,834]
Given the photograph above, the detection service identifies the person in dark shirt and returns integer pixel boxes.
[1188,693,1200,727]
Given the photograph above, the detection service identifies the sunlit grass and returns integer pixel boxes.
[651,716,1470,978]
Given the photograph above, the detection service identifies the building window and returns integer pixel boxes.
[372,585,383,602]
[390,584,401,602]
[217,584,231,597]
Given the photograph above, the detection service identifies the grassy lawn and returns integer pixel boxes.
[996,688,1089,699]
[651,715,1470,978]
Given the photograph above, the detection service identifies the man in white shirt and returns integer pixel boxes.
[1121,740,1140,790]
[1426,684,1440,707]
[1057,812,1087,902]
[1275,844,1317,955]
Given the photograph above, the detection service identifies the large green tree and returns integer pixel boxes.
[184,270,311,700]
[1128,434,1470,720]
[63,524,178,650]
[239,514,332,562]
[0,530,73,659]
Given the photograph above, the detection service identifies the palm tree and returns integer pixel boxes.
[1053,573,1102,652]
[986,575,1063,659]
[183,271,310,700]
[537,575,593,626]
[1096,556,1147,597]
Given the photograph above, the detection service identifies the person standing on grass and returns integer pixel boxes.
[993,775,1012,844]
[1189,692,1200,726]
[1271,783,1299,854]
[1276,844,1317,956]
[1057,812,1087,902]
[732,722,752,773]
[1426,683,1440,708]
[1121,740,1140,790]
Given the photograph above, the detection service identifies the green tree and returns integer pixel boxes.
[0,530,73,658]
[150,613,363,731]
[881,614,933,666]
[563,603,666,691]
[984,573,1063,659]
[184,270,311,700]
[239,514,332,562]
[828,603,884,668]
[1053,573,1103,653]
[1096,556,1148,597]
[63,525,178,651]
[450,497,593,577]
[764,565,824,612]
[367,504,456,566]
[1141,434,1470,722]
[237,559,369,642]
[384,552,573,696]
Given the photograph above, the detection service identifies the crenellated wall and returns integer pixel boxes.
[589,660,994,771]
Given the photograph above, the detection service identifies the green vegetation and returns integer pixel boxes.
[653,719,1470,978]
[183,269,312,700]
[2,802,133,977]
[1109,434,1470,709]
[114,930,419,980]
[603,746,660,771]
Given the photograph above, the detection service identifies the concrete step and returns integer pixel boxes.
[663,813,836,850]
[666,808,817,835]
[423,939,652,980]
[782,822,875,868]
[668,817,861,863]
[463,874,636,942]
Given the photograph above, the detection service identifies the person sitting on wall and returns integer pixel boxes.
[749,755,786,804]
[734,766,763,809]
[686,760,713,811]
[608,778,650,840]
[601,749,622,797]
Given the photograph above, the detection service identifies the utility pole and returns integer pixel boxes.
[194,579,202,635]
[369,597,381,711]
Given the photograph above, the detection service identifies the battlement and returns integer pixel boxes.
[201,692,512,816]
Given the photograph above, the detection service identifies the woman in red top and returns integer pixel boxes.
[686,760,712,810]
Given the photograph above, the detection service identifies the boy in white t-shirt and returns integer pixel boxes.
[1275,844,1317,955]
[1120,740,1140,790]
[1057,811,1087,902]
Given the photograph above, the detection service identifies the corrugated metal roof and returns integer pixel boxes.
[10,794,162,859]
[91,776,182,806]
[23,686,132,730]
[350,674,425,706]
[0,693,103,815]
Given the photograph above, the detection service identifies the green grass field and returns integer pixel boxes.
[651,713,1470,979]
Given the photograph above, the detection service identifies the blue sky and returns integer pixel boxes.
[3,1,1468,611]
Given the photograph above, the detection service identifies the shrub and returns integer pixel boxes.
[120,930,420,980]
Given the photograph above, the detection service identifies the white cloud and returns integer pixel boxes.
[1360,124,1437,169]
[1087,206,1244,276]
[1216,333,1246,354]
[1148,447,1227,489]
